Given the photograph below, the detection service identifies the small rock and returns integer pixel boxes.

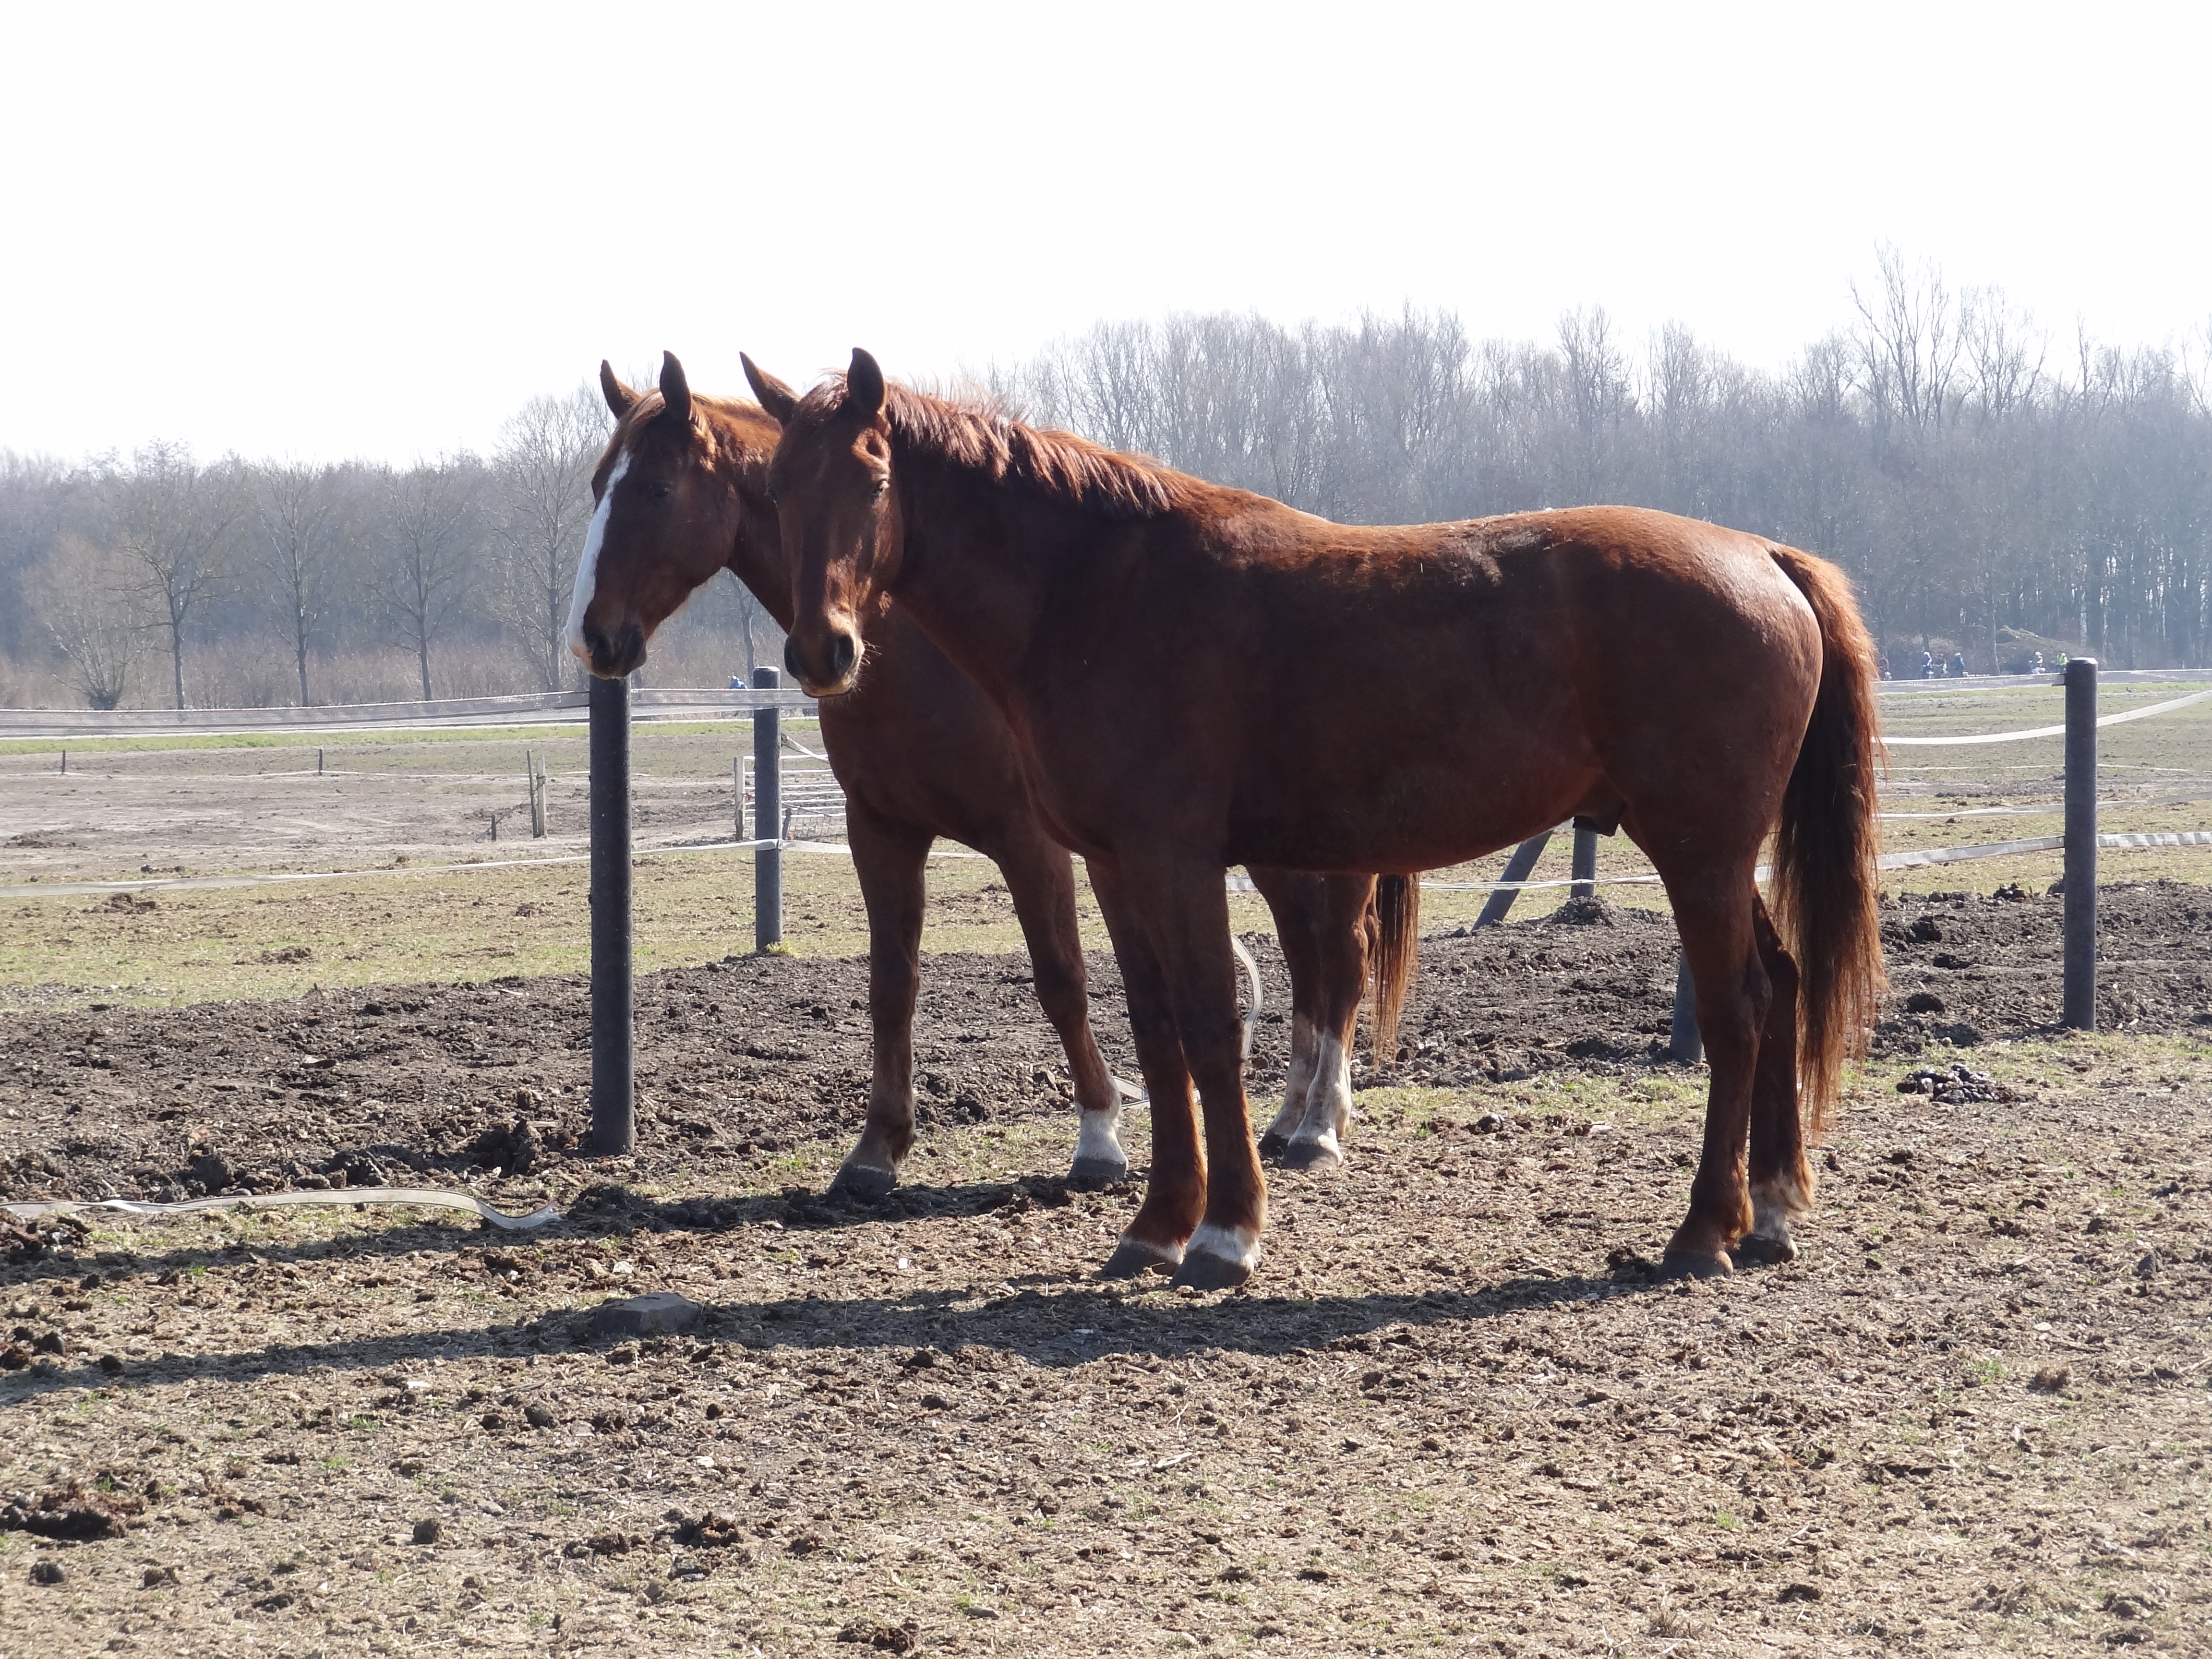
[524,1404,555,1429]
[1778,1582,1823,1603]
[142,1565,178,1587]
[188,1150,241,1191]
[591,1293,702,1340]
[0,1347,28,1371]
[2029,1365,2071,1394]
[411,1518,443,1546]
[1903,991,1946,1015]
[479,1411,507,1431]
[31,1558,66,1585]
[32,1331,68,1356]
[98,1354,124,1375]
[2134,1250,2162,1279]
[1474,1113,1507,1134]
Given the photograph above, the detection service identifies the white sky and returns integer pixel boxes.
[5,1,2206,465]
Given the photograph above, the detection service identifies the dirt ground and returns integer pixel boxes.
[3,885,2210,1656]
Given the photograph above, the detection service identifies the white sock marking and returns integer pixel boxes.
[1074,1106,1124,1167]
[1269,1013,1316,1139]
[1294,1030,1353,1148]
[564,452,629,661]
[1187,1221,1261,1270]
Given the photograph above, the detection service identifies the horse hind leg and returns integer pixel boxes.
[1743,897,1813,1263]
[1658,868,1768,1276]
[1250,869,1324,1160]
[1280,875,1375,1171]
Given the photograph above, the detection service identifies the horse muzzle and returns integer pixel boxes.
[785,627,860,696]
[580,618,648,680]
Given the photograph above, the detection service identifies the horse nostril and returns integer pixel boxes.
[783,637,807,682]
[828,632,856,680]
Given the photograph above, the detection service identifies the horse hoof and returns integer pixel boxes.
[826,1164,897,1204]
[1257,1132,1289,1161]
[1170,1250,1254,1292]
[1659,1248,1734,1280]
[1100,1238,1182,1279]
[1734,1229,1800,1267]
[1170,1223,1259,1290]
[1278,1136,1344,1172]
[1068,1154,1129,1185]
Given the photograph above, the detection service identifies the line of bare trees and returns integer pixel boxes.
[6,255,2209,710]
[0,385,781,710]
[1000,249,2212,673]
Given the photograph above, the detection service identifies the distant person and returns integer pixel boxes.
[2030,651,2045,674]
[1877,653,1892,680]
[729,674,746,689]
[1949,650,1968,678]
[1920,650,1935,679]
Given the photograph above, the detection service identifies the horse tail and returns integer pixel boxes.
[1768,544,1887,1139]
[1368,874,1419,1068]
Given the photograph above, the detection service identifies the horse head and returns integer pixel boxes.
[565,351,783,679]
[745,348,894,697]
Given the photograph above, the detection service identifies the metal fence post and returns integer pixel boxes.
[753,666,782,951]
[1570,822,1599,900]
[1475,831,1553,928]
[1669,950,1702,1063]
[587,673,635,1154]
[2062,657,2099,1031]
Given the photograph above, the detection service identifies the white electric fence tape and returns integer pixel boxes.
[1883,684,2212,745]
[3,1187,561,1230]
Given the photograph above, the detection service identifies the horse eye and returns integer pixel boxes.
[647,481,674,503]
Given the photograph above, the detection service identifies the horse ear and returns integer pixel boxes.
[659,351,693,427]
[741,354,798,425]
[600,361,639,419]
[846,349,886,422]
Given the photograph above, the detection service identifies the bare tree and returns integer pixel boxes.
[373,456,484,700]
[28,534,150,709]
[104,441,242,709]
[490,384,609,691]
[253,461,352,705]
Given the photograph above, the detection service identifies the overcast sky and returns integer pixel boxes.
[6,1,2205,465]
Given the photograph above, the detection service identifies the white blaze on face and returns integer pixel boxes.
[564,452,630,662]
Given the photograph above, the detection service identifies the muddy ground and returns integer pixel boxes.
[1,887,2210,1655]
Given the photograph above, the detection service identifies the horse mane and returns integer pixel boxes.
[799,374,1223,522]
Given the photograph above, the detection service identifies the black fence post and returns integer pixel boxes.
[587,672,635,1154]
[2062,657,2099,1031]
[1669,950,1702,1063]
[1570,823,1599,900]
[1475,831,1553,928]
[753,666,783,952]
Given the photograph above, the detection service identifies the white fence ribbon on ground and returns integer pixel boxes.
[1884,685,2212,745]
[2,1186,562,1229]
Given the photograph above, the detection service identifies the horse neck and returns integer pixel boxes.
[703,413,795,632]
[891,458,1053,705]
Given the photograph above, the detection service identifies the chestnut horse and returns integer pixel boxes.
[747,349,1885,1287]
[566,355,1415,1200]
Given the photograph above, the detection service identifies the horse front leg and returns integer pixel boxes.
[1090,856,1206,1276]
[989,827,1127,1183]
[828,805,933,1203]
[1130,855,1268,1290]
